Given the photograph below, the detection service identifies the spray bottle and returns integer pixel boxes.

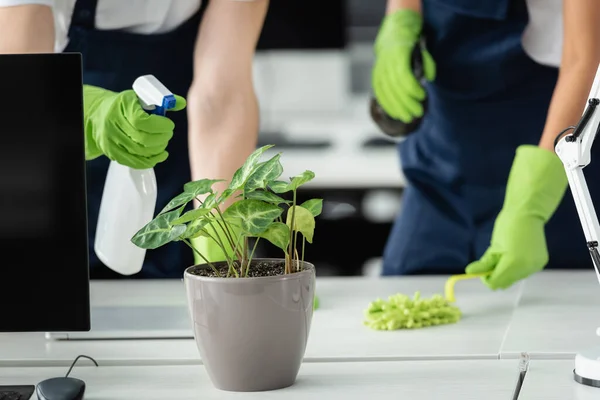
[370,41,428,139]
[94,75,176,275]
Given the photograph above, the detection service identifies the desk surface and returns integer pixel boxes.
[1,360,519,400]
[519,360,600,400]
[499,271,600,358]
[306,276,520,360]
[0,276,521,365]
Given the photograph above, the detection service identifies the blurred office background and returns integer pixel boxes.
[250,1,401,277]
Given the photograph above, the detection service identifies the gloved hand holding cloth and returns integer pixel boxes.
[372,8,436,123]
[465,145,568,289]
[83,85,186,169]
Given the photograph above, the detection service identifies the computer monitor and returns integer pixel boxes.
[0,53,90,332]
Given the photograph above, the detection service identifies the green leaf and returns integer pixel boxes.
[228,145,274,191]
[245,190,290,205]
[267,171,316,194]
[180,217,212,239]
[131,209,187,249]
[159,192,195,215]
[258,222,290,253]
[300,198,323,217]
[184,179,223,196]
[286,205,316,243]
[202,192,219,209]
[217,189,235,205]
[269,180,291,194]
[288,170,315,191]
[171,207,211,225]
[223,199,282,235]
[245,153,284,193]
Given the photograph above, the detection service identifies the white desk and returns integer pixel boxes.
[306,276,521,361]
[499,271,600,359]
[0,276,521,366]
[0,280,197,367]
[1,360,520,400]
[518,360,600,400]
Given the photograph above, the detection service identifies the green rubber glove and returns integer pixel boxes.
[83,85,186,169]
[465,145,568,290]
[372,9,436,123]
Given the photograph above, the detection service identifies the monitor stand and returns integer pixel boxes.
[45,304,193,340]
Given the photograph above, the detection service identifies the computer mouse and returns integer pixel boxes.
[36,377,85,400]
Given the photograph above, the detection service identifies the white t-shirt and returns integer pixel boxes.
[0,0,203,52]
[522,0,562,68]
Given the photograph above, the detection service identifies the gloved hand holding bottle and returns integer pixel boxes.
[372,8,436,124]
[83,85,186,169]
[465,145,568,289]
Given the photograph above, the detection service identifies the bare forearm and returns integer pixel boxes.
[386,0,420,13]
[539,62,599,152]
[538,0,600,152]
[187,0,266,208]
[0,5,54,53]
[187,87,259,207]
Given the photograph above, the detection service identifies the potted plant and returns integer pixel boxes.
[131,145,321,392]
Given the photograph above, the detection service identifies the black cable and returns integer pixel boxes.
[554,125,576,148]
[65,355,98,378]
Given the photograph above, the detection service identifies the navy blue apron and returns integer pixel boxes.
[382,0,600,275]
[64,0,203,278]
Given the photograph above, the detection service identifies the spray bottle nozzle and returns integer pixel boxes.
[132,75,175,116]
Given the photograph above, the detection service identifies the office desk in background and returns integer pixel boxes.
[1,360,521,400]
[0,276,522,366]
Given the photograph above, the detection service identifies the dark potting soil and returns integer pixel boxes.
[189,259,305,278]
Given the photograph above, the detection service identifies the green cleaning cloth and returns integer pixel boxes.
[364,291,461,330]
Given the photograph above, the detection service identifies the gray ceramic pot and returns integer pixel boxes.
[184,258,316,392]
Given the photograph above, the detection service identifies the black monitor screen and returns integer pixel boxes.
[0,53,90,332]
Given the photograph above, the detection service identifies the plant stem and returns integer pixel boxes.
[301,236,306,264]
[183,239,221,277]
[287,190,297,274]
[203,228,237,278]
[247,238,260,277]
[294,247,300,272]
[230,263,239,278]
[241,236,249,276]
[233,234,245,277]
[211,211,243,261]
[284,252,291,274]
[196,196,242,261]
[293,230,299,263]
[206,223,234,267]
[212,216,237,252]
[214,205,241,257]
[229,238,242,278]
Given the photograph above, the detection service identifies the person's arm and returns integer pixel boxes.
[386,0,420,14]
[0,2,54,53]
[538,0,600,151]
[187,0,268,208]
[465,1,600,290]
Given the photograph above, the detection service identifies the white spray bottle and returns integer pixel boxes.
[94,75,177,275]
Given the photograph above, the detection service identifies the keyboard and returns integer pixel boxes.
[0,386,34,400]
